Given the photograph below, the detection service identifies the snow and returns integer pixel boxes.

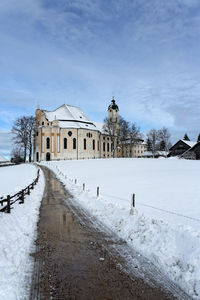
[42,158,200,299]
[0,164,37,198]
[181,140,196,148]
[0,164,45,300]
[44,104,98,130]
[46,104,90,122]
[58,121,97,130]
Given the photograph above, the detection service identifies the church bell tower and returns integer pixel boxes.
[108,97,119,132]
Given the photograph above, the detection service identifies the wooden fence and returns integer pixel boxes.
[0,169,40,213]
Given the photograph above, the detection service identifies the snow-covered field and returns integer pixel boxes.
[0,164,38,198]
[43,158,200,299]
[0,164,45,300]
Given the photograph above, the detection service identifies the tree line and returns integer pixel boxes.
[11,114,200,162]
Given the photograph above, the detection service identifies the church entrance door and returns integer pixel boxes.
[46,152,51,161]
[36,152,39,162]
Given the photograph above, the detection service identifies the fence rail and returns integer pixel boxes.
[0,169,40,213]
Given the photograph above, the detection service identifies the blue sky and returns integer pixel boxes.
[1,0,200,156]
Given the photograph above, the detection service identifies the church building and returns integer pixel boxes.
[34,99,119,161]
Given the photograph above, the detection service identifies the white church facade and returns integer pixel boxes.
[33,99,146,161]
[33,99,119,161]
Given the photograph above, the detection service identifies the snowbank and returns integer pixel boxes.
[0,164,37,198]
[42,159,200,299]
[0,165,45,300]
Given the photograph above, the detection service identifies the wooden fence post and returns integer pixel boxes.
[97,187,99,197]
[7,195,11,213]
[132,193,135,208]
[20,190,24,204]
[27,186,30,195]
[83,183,85,191]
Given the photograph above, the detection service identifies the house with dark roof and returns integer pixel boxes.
[168,140,196,157]
[181,142,200,160]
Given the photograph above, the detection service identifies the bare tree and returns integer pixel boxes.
[27,116,35,162]
[11,146,24,163]
[118,116,130,157]
[129,122,140,157]
[147,129,159,158]
[12,116,35,162]
[103,117,119,158]
[158,127,171,153]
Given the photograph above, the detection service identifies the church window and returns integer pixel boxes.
[103,137,105,140]
[64,138,67,149]
[107,137,109,141]
[46,137,50,149]
[103,142,105,152]
[73,138,76,149]
[107,143,109,152]
[68,131,72,137]
[93,139,95,150]
[36,131,38,136]
[111,143,113,152]
[47,123,49,125]
[84,138,86,150]
[42,122,44,125]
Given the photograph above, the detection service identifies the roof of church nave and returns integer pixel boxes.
[43,104,99,131]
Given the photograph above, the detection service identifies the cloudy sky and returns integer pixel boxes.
[1,0,200,156]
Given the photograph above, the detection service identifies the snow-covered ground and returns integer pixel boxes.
[0,164,38,199]
[43,158,200,299]
[0,164,45,300]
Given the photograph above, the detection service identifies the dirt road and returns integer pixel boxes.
[30,166,190,300]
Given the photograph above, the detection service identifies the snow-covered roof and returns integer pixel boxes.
[94,122,106,134]
[143,151,153,157]
[44,104,98,131]
[0,155,8,162]
[181,140,196,147]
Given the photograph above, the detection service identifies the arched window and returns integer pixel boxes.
[46,137,50,149]
[103,142,105,152]
[73,138,76,149]
[84,138,86,150]
[93,139,95,150]
[64,138,67,149]
[107,143,109,152]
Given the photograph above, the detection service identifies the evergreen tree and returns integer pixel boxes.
[146,137,152,152]
[197,133,200,142]
[159,140,166,151]
[183,133,190,141]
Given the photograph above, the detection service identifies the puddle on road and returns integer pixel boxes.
[30,167,181,300]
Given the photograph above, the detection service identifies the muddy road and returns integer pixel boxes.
[30,166,190,300]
